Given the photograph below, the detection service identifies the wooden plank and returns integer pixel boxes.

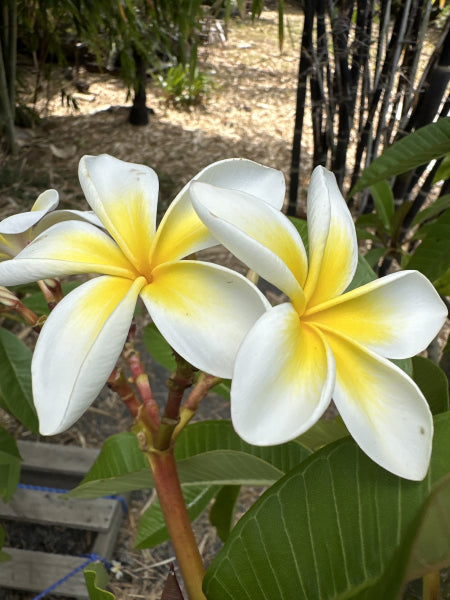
[0,442,129,597]
[0,488,117,531]
[17,440,99,477]
[92,493,129,559]
[0,547,93,599]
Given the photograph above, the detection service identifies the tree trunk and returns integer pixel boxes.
[129,49,149,126]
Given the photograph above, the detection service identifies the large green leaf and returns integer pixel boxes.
[0,425,21,502]
[406,208,450,293]
[0,328,38,432]
[411,194,450,228]
[350,117,450,195]
[370,179,395,235]
[135,484,220,549]
[203,413,450,600]
[67,432,151,498]
[69,421,311,498]
[296,417,348,451]
[412,356,449,415]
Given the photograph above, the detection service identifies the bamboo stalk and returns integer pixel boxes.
[287,0,314,216]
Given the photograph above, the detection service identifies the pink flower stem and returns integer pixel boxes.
[146,447,206,600]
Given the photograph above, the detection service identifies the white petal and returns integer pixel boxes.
[33,209,105,236]
[151,158,285,263]
[79,154,158,274]
[190,158,286,209]
[0,190,59,235]
[328,331,433,480]
[191,181,307,311]
[304,166,358,306]
[34,275,145,435]
[231,303,335,445]
[308,270,448,358]
[0,221,137,286]
[140,260,270,378]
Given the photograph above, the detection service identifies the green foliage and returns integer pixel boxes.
[143,322,177,372]
[143,323,231,399]
[0,328,38,432]
[350,117,450,196]
[136,484,220,548]
[412,356,449,415]
[203,413,450,600]
[84,563,115,600]
[154,62,211,106]
[69,421,312,499]
[209,485,241,542]
[352,117,450,286]
[69,420,312,551]
[406,209,450,294]
[0,425,21,502]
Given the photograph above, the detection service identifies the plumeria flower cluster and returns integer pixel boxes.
[0,155,446,482]
[190,166,447,481]
[0,154,284,435]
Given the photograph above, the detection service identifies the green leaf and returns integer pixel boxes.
[345,254,377,293]
[67,432,152,498]
[411,194,450,228]
[406,208,450,290]
[0,328,38,433]
[212,379,231,400]
[209,485,241,542]
[177,450,284,486]
[143,323,176,372]
[391,357,413,377]
[296,417,348,451]
[135,484,220,548]
[288,216,308,252]
[69,421,311,498]
[0,425,21,502]
[204,413,450,600]
[84,563,115,599]
[174,421,311,474]
[370,179,395,234]
[363,473,450,599]
[412,356,449,415]
[433,153,450,183]
[350,117,450,195]
[363,247,386,268]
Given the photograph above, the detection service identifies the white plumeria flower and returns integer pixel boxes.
[0,189,101,260]
[0,154,285,436]
[190,165,448,481]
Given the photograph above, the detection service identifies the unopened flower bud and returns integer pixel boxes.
[0,286,18,308]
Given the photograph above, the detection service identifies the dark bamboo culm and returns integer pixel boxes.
[288,0,450,229]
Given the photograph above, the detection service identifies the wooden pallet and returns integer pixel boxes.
[0,440,128,599]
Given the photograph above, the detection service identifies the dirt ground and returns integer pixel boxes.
[0,5,309,599]
[0,3,309,222]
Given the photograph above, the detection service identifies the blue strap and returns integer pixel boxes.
[31,553,111,600]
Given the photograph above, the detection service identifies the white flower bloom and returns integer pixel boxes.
[0,189,101,260]
[190,166,448,480]
[0,154,284,436]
